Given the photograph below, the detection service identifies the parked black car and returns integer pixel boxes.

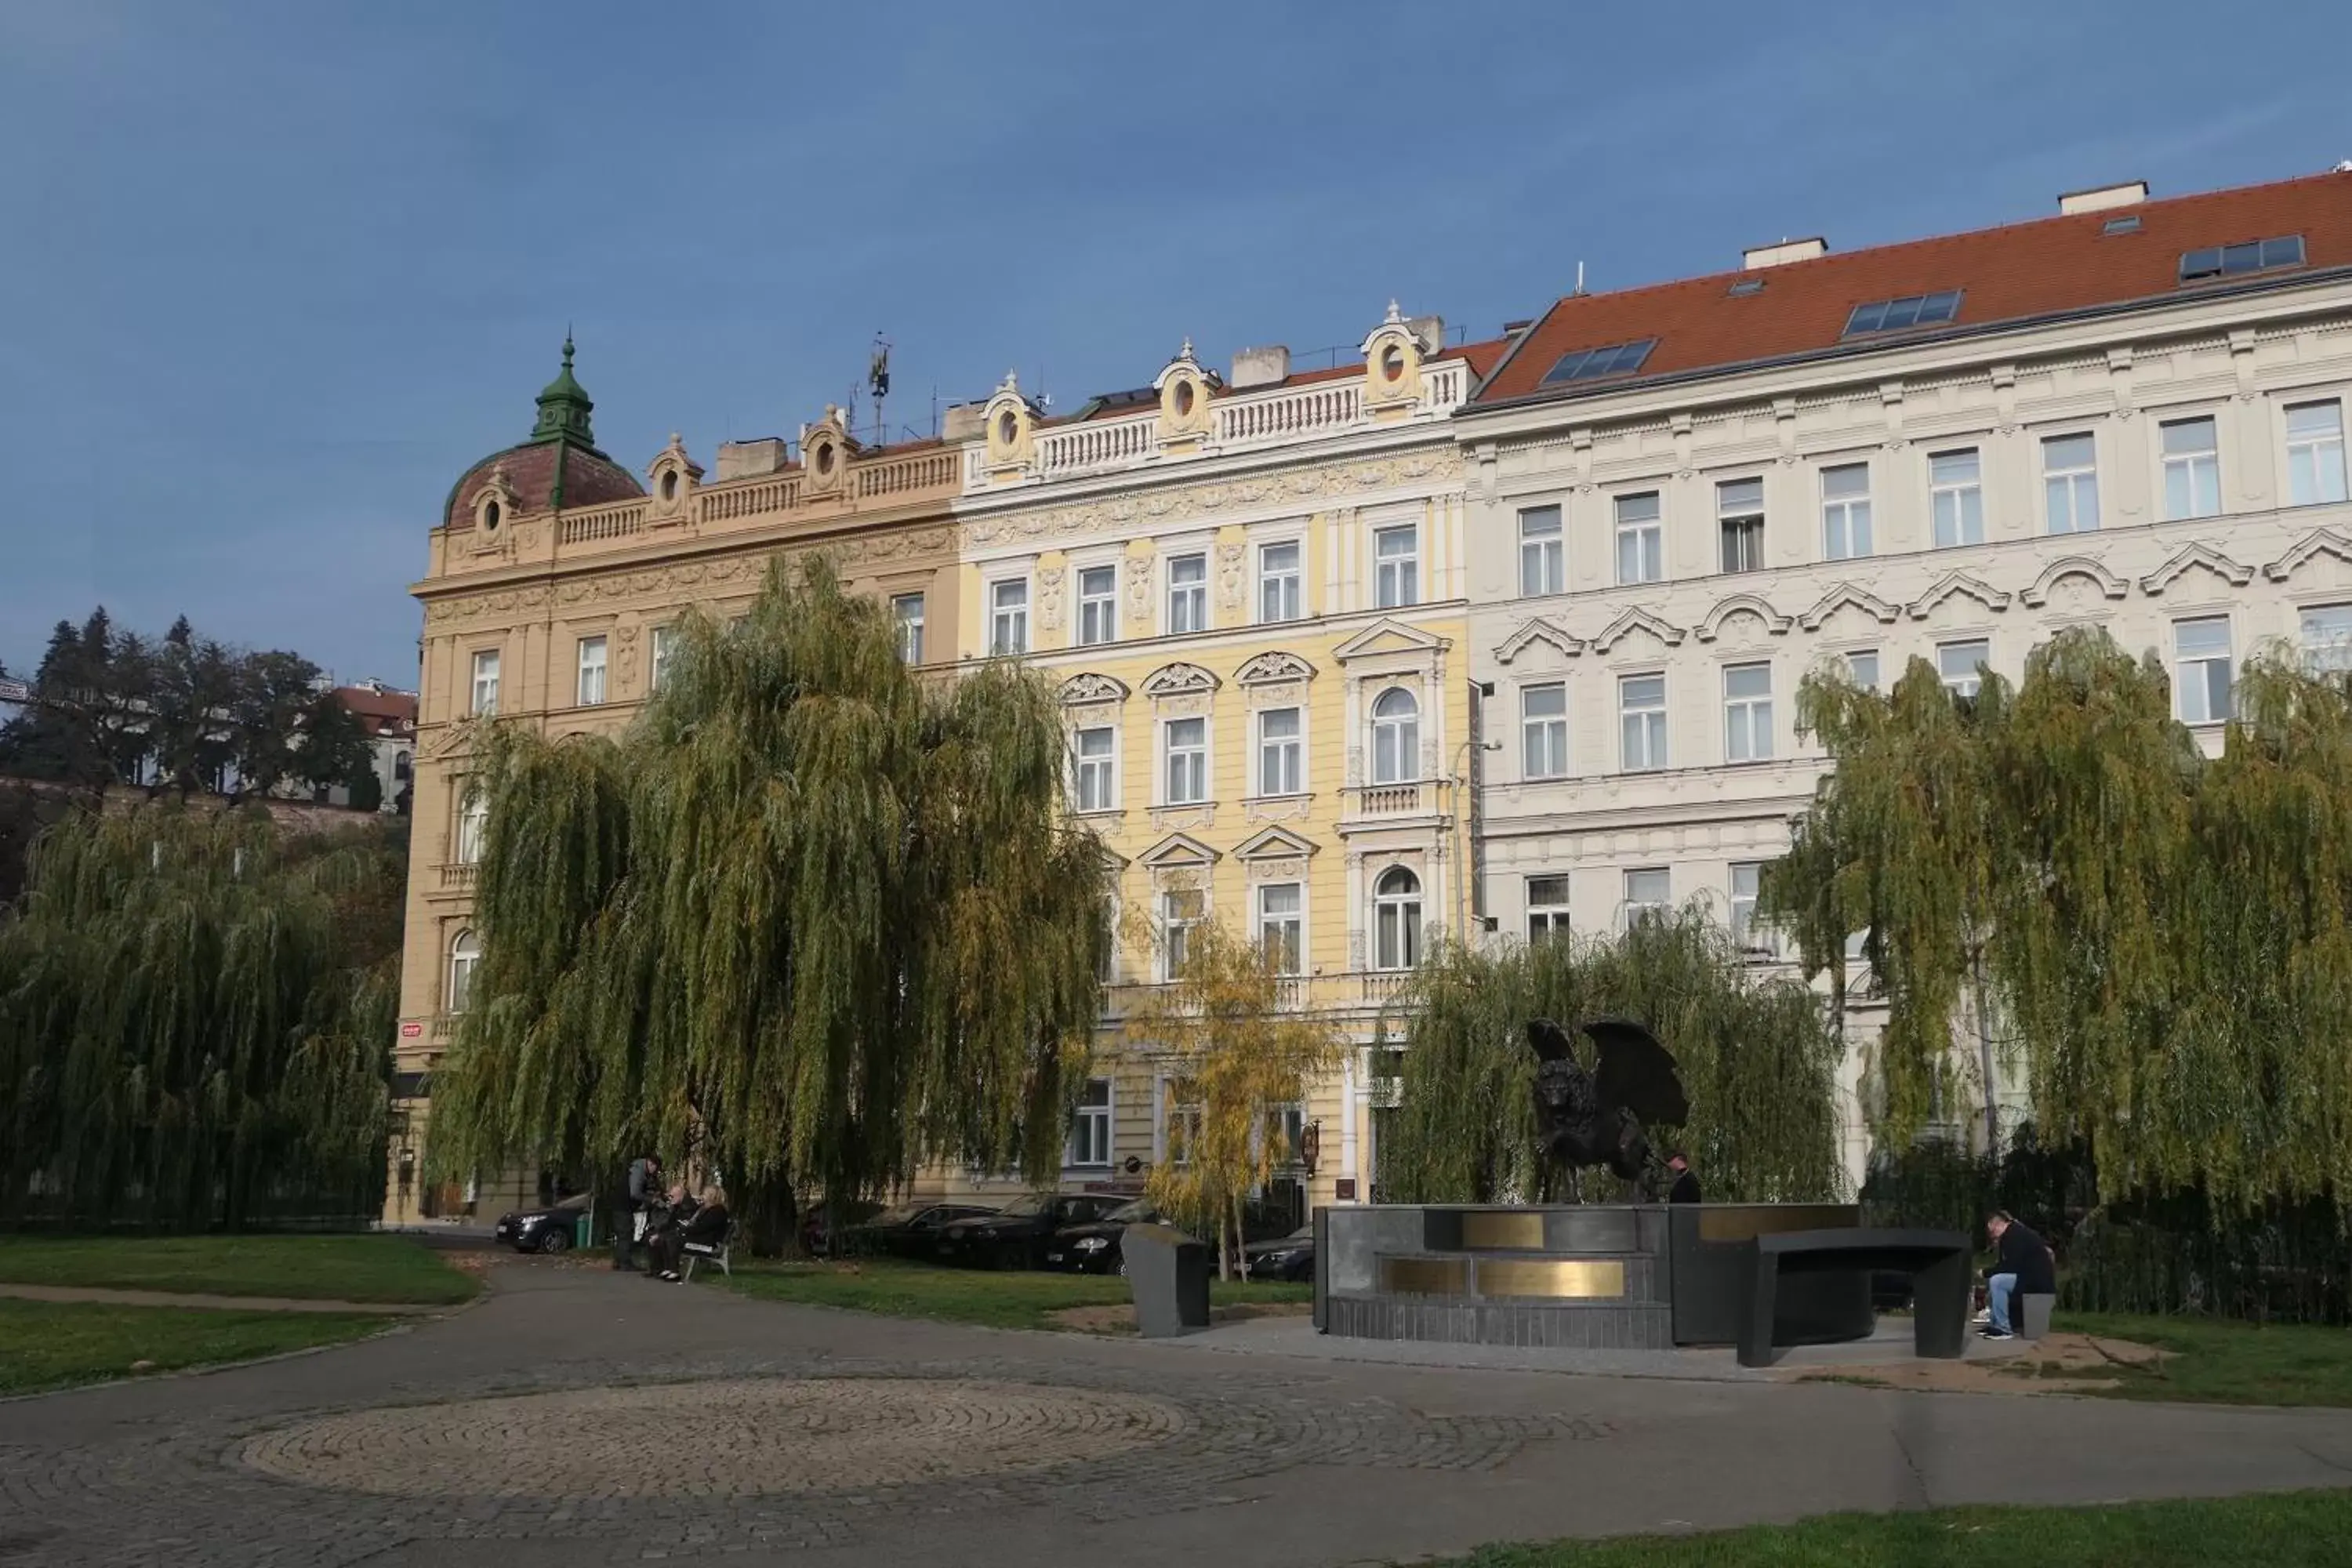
[841,1202,999,1258]
[1044,1198,1163,1275]
[493,1192,592,1254]
[800,1198,887,1256]
[934,1192,1130,1269]
[1242,1222,1316,1282]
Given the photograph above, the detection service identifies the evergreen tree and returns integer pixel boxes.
[423,557,1110,1249]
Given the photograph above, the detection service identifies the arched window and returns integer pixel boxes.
[447,930,480,1013]
[1370,688,1420,785]
[1373,866,1422,971]
[456,790,488,866]
[394,751,412,782]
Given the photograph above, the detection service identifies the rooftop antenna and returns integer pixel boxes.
[868,333,892,447]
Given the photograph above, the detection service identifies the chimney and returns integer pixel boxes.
[2058,180,2149,216]
[1408,314,1445,350]
[1229,346,1290,390]
[1502,318,1534,335]
[1743,237,1828,270]
[941,402,986,442]
[713,438,788,481]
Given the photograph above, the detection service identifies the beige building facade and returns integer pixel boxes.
[388,346,962,1223]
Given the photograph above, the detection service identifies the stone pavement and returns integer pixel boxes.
[2,1256,2349,1567]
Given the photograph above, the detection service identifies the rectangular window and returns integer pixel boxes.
[456,790,487,866]
[1164,1076,1202,1163]
[1842,290,1963,336]
[1257,706,1301,797]
[1717,478,1765,573]
[1072,726,1116,813]
[1846,649,1881,691]
[1620,673,1668,771]
[1068,1079,1112,1167]
[1929,448,1986,548]
[2287,401,2349,506]
[1167,553,1208,633]
[2301,604,2352,675]
[649,625,677,691]
[1938,638,1990,699]
[2178,234,2304,283]
[1613,492,1664,585]
[1374,525,1420,608]
[1730,862,1772,954]
[2161,417,2222,520]
[891,594,924,663]
[1522,682,1567,779]
[1162,891,1203,980]
[1821,463,1874,560]
[1540,339,1657,384]
[1624,868,1671,930]
[2042,434,2100,534]
[2175,617,2234,724]
[1526,874,1570,943]
[1163,717,1207,804]
[575,635,607,706]
[1722,662,1773,762]
[990,579,1029,655]
[470,649,500,716]
[1258,540,1302,622]
[1258,882,1302,975]
[1519,505,1564,596]
[1076,566,1119,646]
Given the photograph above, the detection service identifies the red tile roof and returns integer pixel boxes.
[444,440,644,529]
[1475,169,2352,408]
[334,685,417,735]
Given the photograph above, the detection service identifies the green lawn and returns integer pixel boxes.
[0,1235,477,1305]
[0,1298,393,1395]
[723,1256,1310,1332]
[1434,1489,2352,1566]
[2053,1312,2352,1408]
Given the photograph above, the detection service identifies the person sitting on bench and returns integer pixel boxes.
[652,1187,730,1282]
[1980,1210,2056,1340]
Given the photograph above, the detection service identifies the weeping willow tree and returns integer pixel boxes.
[1381,912,1843,1204]
[0,804,401,1229]
[1764,626,2352,1214]
[425,557,1110,1248]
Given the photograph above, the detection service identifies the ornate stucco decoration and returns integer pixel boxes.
[2265,527,2352,584]
[2019,555,2131,608]
[1796,582,1904,633]
[1906,572,2013,622]
[1588,605,1688,654]
[1235,651,1318,687]
[1492,617,1584,666]
[1693,593,1795,643]
[961,449,1464,546]
[1059,672,1131,706]
[1139,662,1221,699]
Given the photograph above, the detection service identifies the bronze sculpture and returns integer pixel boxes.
[1528,1016,1690,1202]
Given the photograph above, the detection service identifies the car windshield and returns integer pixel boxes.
[1105,1200,1157,1223]
[991,1195,1047,1218]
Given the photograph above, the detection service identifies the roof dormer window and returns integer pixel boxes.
[2178,234,2303,283]
[1538,339,1658,385]
[1842,290,1962,337]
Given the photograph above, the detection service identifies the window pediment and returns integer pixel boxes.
[1140,661,1221,699]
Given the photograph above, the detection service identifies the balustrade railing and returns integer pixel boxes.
[1214,380,1362,445]
[437,862,477,891]
[1348,781,1430,817]
[557,502,647,546]
[1361,972,1413,1004]
[1035,414,1157,478]
[856,448,960,498]
[697,475,802,524]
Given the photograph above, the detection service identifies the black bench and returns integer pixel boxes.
[1738,1227,1970,1367]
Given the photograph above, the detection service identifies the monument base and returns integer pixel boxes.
[1316,1203,1872,1351]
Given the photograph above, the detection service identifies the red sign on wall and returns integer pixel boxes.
[399,1022,423,1038]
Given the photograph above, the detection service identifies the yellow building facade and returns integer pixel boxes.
[938,310,1506,1218]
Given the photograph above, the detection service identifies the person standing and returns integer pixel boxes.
[1980,1210,2056,1340]
[1664,1151,1702,1205]
[611,1152,662,1272]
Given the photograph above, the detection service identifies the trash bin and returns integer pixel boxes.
[576,1210,594,1250]
[1123,1223,1212,1338]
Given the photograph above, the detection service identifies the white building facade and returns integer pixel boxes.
[1456,172,2352,1184]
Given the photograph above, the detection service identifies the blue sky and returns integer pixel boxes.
[2,2,2345,686]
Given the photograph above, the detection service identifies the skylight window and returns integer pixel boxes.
[1540,339,1659,385]
[1728,278,1766,297]
[1842,291,1963,337]
[2179,234,2305,283]
[2102,214,2142,235]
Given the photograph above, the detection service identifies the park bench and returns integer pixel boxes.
[1738,1227,1971,1367]
[680,1218,738,1283]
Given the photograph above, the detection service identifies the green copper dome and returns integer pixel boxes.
[528,333,597,446]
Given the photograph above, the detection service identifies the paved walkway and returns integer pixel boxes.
[2,1256,2348,1567]
[0,1281,449,1315]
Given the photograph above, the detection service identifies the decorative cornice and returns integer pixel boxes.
[2140,540,2254,596]
[1492,616,1584,665]
[2263,527,2352,584]
[2019,554,2131,608]
[1693,592,1794,643]
[1139,661,1221,699]
[1588,605,1688,654]
[1795,582,1903,633]
[1905,570,2012,621]
[1235,650,1318,686]
[1059,672,1131,706]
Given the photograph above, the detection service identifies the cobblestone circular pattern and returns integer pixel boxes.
[241,1377,1193,1498]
